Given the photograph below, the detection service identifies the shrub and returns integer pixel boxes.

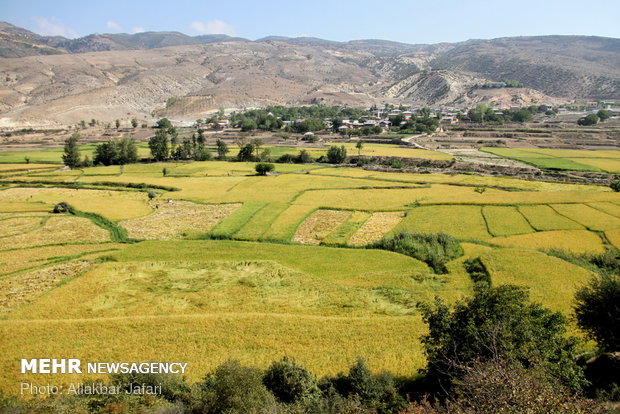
[370,232,463,274]
[578,114,599,126]
[296,149,312,164]
[420,285,585,396]
[574,273,620,352]
[327,145,347,164]
[276,153,295,163]
[322,357,406,413]
[196,360,275,413]
[255,163,275,175]
[263,357,319,404]
[610,180,620,192]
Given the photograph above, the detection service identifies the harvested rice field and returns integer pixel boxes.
[293,209,352,244]
[348,212,405,246]
[120,200,241,239]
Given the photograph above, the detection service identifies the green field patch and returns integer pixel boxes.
[480,248,596,314]
[518,157,599,171]
[393,205,490,242]
[517,205,585,230]
[482,206,534,236]
[550,203,620,231]
[261,204,317,241]
[208,201,267,238]
[233,202,290,240]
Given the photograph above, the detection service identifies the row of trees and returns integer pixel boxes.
[578,110,612,126]
[149,125,211,162]
[63,133,141,168]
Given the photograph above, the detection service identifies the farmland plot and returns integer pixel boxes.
[293,209,352,244]
[348,212,405,246]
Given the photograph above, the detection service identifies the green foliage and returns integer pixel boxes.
[94,138,138,166]
[597,110,612,121]
[196,360,275,414]
[370,232,463,274]
[216,139,229,160]
[322,357,406,413]
[149,129,170,161]
[263,357,319,404]
[110,372,192,405]
[610,180,620,192]
[578,114,600,126]
[327,145,347,164]
[574,273,620,352]
[297,149,312,164]
[115,119,120,129]
[511,109,533,122]
[294,118,326,133]
[156,118,173,129]
[62,132,82,169]
[131,118,138,128]
[255,163,275,175]
[237,144,256,162]
[420,285,585,395]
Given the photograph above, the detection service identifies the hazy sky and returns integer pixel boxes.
[3,0,620,44]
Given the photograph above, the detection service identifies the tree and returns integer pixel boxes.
[131,118,138,128]
[156,118,173,129]
[574,273,620,352]
[296,149,312,164]
[93,138,138,166]
[216,139,229,160]
[149,129,170,161]
[356,140,365,156]
[578,114,599,126]
[255,163,274,175]
[251,138,263,159]
[62,132,82,169]
[327,145,347,164]
[115,119,121,129]
[611,180,620,192]
[597,110,612,122]
[263,357,319,404]
[420,285,585,395]
[237,144,255,162]
[511,109,533,123]
[196,360,275,413]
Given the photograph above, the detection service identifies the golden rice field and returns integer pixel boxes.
[0,156,618,395]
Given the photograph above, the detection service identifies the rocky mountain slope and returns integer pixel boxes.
[0,22,619,126]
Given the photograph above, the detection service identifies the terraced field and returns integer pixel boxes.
[0,156,618,393]
[481,147,620,172]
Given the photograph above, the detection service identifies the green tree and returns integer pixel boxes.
[327,145,347,164]
[296,149,312,164]
[240,118,257,132]
[216,139,229,160]
[62,132,82,169]
[263,357,319,404]
[149,129,170,161]
[251,138,263,159]
[237,144,255,162]
[597,109,612,121]
[115,119,121,129]
[196,360,275,413]
[511,109,533,122]
[420,285,585,395]
[355,140,364,156]
[578,114,599,126]
[574,273,620,352]
[611,180,620,192]
[156,118,173,129]
[131,118,138,128]
[255,163,275,175]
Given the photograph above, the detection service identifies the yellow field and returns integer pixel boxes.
[480,248,596,314]
[482,206,534,236]
[293,209,351,244]
[394,205,491,241]
[491,230,605,254]
[0,157,618,396]
[348,212,405,246]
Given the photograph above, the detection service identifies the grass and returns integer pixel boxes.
[482,206,534,236]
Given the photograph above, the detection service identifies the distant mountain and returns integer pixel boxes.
[0,22,619,126]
